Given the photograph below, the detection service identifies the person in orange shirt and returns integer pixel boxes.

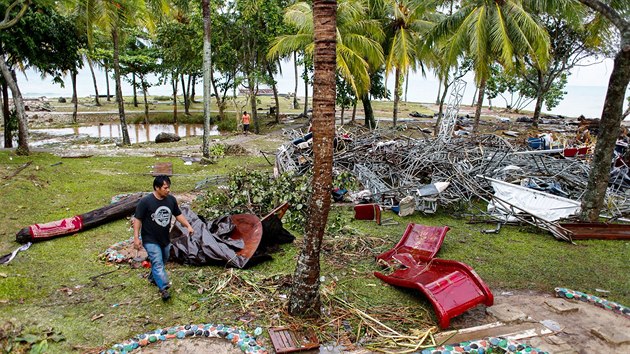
[241,111,251,135]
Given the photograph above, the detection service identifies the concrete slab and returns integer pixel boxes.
[591,327,630,345]
[545,298,580,314]
[486,303,527,323]
[527,336,578,354]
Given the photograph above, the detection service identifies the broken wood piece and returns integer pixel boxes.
[268,327,319,353]
[151,162,173,176]
[2,161,32,180]
[559,222,630,240]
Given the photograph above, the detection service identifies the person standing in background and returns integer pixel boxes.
[241,111,251,135]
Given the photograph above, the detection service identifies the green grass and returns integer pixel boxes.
[1,138,629,352]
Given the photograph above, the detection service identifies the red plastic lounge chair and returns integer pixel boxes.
[374,223,493,329]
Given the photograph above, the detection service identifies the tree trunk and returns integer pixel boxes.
[434,79,449,135]
[187,75,193,106]
[132,72,138,107]
[1,81,11,148]
[303,66,309,116]
[16,193,145,244]
[71,70,78,124]
[293,51,299,109]
[211,76,226,121]
[87,56,101,106]
[0,54,28,154]
[181,74,190,116]
[202,0,212,159]
[471,86,478,106]
[190,74,196,103]
[580,42,630,221]
[172,74,178,124]
[112,26,130,146]
[340,105,344,125]
[361,94,375,129]
[532,69,544,128]
[288,0,337,317]
[249,79,260,134]
[105,64,111,102]
[142,82,149,125]
[404,71,409,102]
[393,67,401,127]
[473,79,486,133]
[436,76,442,105]
[351,100,357,123]
[268,64,281,123]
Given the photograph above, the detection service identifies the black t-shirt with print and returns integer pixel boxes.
[135,193,182,247]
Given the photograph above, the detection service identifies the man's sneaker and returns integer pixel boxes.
[160,289,171,301]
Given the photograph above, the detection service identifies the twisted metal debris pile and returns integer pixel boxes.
[275,127,630,239]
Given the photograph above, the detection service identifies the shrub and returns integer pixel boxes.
[195,169,311,232]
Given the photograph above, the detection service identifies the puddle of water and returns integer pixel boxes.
[22,123,219,145]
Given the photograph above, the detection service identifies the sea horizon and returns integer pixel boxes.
[14,61,627,120]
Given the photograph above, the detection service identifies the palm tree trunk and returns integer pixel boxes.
[361,94,375,129]
[471,86,477,107]
[1,81,11,148]
[202,0,212,159]
[580,41,630,221]
[404,71,409,102]
[112,26,130,145]
[0,55,28,154]
[473,79,486,133]
[132,73,138,107]
[87,56,101,106]
[393,67,401,127]
[351,100,357,123]
[293,52,299,109]
[288,0,337,317]
[71,70,78,124]
[172,74,178,123]
[105,64,111,102]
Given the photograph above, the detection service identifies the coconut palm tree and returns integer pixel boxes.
[374,0,437,127]
[268,0,384,103]
[426,0,551,132]
[288,0,337,317]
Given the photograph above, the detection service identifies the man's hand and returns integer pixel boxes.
[133,237,142,250]
[187,226,194,236]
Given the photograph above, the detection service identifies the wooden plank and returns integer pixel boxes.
[268,327,320,353]
[560,223,630,240]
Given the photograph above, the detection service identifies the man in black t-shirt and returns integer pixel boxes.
[134,175,194,300]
